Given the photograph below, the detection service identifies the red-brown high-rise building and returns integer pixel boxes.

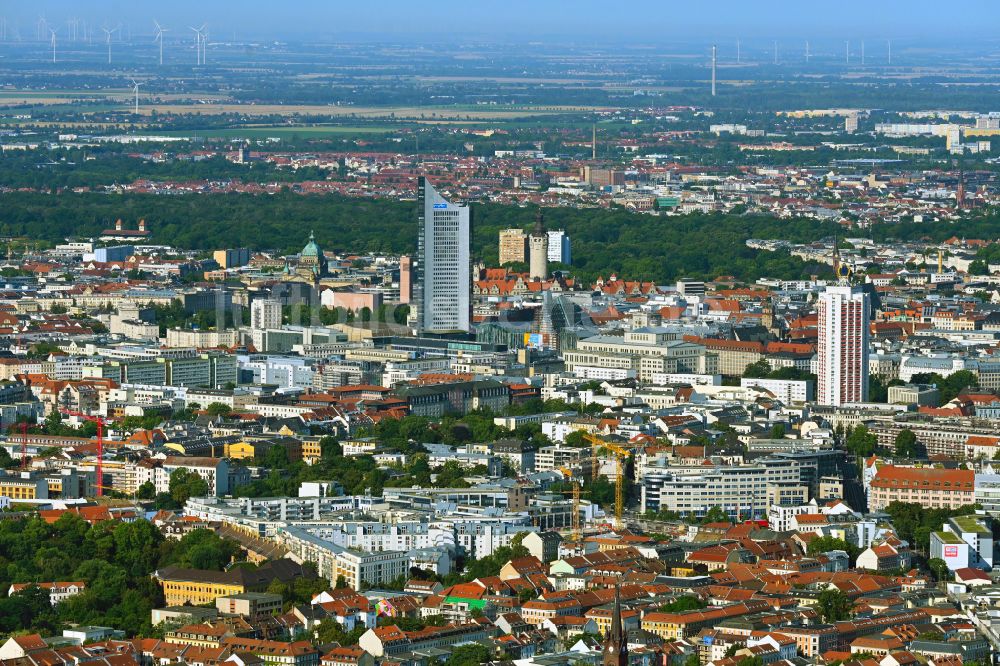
[399,255,412,304]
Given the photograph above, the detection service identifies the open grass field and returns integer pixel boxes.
[132,102,605,119]
[153,125,400,138]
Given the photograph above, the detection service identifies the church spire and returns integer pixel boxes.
[603,583,628,666]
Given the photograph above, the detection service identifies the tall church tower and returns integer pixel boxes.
[602,585,628,666]
[529,209,549,281]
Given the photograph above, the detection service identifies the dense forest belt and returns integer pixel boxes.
[3,190,993,283]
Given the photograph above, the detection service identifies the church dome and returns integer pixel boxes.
[301,231,321,257]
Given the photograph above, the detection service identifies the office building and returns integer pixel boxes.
[251,299,283,331]
[817,285,870,406]
[582,167,625,188]
[869,466,974,511]
[547,229,571,265]
[499,229,528,265]
[213,248,251,269]
[416,177,471,333]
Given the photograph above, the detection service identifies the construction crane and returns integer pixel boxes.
[6,421,29,469]
[557,466,582,541]
[584,433,632,528]
[59,409,113,497]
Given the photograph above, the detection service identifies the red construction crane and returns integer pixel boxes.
[6,421,29,469]
[19,421,27,469]
[59,409,112,497]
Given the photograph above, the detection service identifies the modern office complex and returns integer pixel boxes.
[416,177,471,334]
[547,229,571,265]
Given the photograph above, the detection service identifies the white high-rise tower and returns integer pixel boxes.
[817,284,870,406]
[416,177,471,334]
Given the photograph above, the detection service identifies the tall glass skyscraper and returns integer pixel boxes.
[415,177,471,334]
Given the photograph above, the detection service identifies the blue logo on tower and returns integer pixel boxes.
[433,203,448,209]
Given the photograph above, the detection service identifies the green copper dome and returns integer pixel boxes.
[301,231,321,257]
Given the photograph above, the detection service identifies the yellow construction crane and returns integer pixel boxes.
[557,466,581,541]
[583,433,632,528]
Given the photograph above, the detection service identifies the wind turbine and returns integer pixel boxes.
[130,78,142,114]
[153,21,168,66]
[102,24,119,64]
[48,28,57,63]
[189,25,204,65]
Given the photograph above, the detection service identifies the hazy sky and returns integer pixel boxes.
[11,0,1000,42]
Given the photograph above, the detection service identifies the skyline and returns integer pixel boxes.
[8,0,1000,42]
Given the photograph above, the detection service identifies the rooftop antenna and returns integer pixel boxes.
[711,44,717,96]
[130,77,142,114]
[153,20,168,66]
[48,27,57,63]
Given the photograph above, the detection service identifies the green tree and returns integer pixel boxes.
[845,425,877,457]
[205,402,233,417]
[445,644,491,666]
[894,429,919,458]
[168,469,210,506]
[807,536,858,563]
[160,529,241,571]
[0,445,13,468]
[319,436,342,459]
[816,588,852,622]
[136,481,156,500]
[659,596,707,612]
[742,359,772,379]
[927,557,949,581]
[702,506,730,524]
